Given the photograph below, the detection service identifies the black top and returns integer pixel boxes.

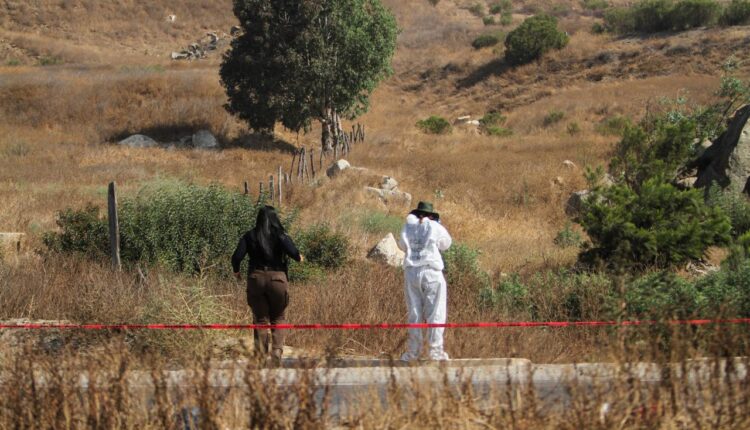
[231,230,301,274]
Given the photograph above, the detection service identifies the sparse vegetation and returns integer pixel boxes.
[416,115,452,134]
[482,15,496,25]
[567,122,582,135]
[500,12,513,25]
[604,0,729,33]
[721,0,750,25]
[596,115,632,136]
[582,0,609,11]
[554,222,583,248]
[467,2,485,17]
[504,14,569,66]
[294,224,351,270]
[489,0,512,14]
[542,110,565,126]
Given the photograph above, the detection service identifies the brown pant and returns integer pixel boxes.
[247,270,289,358]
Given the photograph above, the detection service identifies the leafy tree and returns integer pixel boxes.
[504,14,569,66]
[220,0,398,152]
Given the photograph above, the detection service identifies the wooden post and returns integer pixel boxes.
[362,124,365,141]
[108,182,121,271]
[259,182,264,203]
[298,148,305,181]
[310,149,316,178]
[277,166,283,206]
[243,181,249,195]
[269,175,275,203]
[289,149,298,183]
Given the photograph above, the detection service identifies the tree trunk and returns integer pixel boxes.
[321,106,344,158]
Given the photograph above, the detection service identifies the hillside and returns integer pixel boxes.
[1,0,749,362]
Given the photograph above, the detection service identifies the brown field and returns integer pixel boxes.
[1,0,750,365]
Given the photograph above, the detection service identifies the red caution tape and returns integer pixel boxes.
[0,319,749,330]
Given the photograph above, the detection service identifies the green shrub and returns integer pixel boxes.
[443,243,491,291]
[472,33,501,49]
[706,185,750,237]
[359,211,403,236]
[479,112,507,127]
[624,271,700,319]
[721,0,750,25]
[631,0,675,32]
[484,126,514,137]
[44,182,264,274]
[5,59,21,66]
[590,22,606,33]
[567,122,582,135]
[427,0,440,5]
[483,15,497,25]
[543,110,565,126]
[603,7,636,32]
[416,116,452,134]
[554,222,583,248]
[490,0,512,14]
[43,205,109,258]
[504,14,569,66]
[595,115,632,136]
[500,12,514,25]
[670,0,721,30]
[578,178,731,270]
[38,56,62,66]
[582,0,609,11]
[294,224,350,269]
[468,3,485,17]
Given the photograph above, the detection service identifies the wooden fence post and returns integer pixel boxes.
[108,182,121,271]
[310,149,316,178]
[259,182,264,203]
[277,166,283,206]
[269,175,275,203]
[244,181,249,195]
[289,149,298,183]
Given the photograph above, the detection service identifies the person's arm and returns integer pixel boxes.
[280,234,302,262]
[434,222,452,251]
[231,235,248,278]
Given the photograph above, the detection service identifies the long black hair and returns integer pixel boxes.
[253,206,285,261]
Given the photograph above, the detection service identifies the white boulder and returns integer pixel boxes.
[326,159,351,178]
[367,233,404,268]
[192,130,219,150]
[118,134,158,148]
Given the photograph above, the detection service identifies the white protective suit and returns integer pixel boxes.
[399,214,453,361]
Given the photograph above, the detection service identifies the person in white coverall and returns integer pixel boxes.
[398,201,452,361]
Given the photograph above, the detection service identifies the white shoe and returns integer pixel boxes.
[428,351,450,361]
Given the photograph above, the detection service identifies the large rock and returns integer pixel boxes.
[192,130,219,150]
[381,176,399,192]
[694,105,750,195]
[365,187,412,204]
[326,159,351,178]
[367,233,404,268]
[118,134,158,148]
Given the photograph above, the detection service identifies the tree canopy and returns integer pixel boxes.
[220,0,398,151]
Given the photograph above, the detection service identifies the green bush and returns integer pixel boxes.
[468,3,485,17]
[500,13,514,25]
[554,222,583,248]
[590,22,606,34]
[595,115,632,136]
[567,122,582,135]
[603,7,636,32]
[479,112,507,127]
[5,59,21,66]
[294,224,350,269]
[416,116,452,134]
[582,0,609,11]
[578,178,731,270]
[543,110,565,126]
[631,0,675,32]
[484,126,514,137]
[359,211,403,236]
[427,0,440,5]
[472,33,502,49]
[721,0,750,25]
[443,243,491,291]
[38,56,62,66]
[670,0,721,29]
[483,15,497,25]
[45,182,264,274]
[490,0,512,14]
[706,185,750,237]
[504,14,569,66]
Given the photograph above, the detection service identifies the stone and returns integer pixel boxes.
[467,120,480,126]
[167,14,176,22]
[381,176,399,192]
[192,130,219,150]
[565,190,590,218]
[694,105,750,195]
[118,134,158,148]
[0,233,23,255]
[367,233,405,268]
[563,160,577,169]
[365,187,412,204]
[553,176,565,186]
[171,51,189,60]
[454,115,471,124]
[327,159,351,178]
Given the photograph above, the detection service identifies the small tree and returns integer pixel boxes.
[504,14,569,66]
[220,0,398,153]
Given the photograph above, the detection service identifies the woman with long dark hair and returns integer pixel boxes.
[232,206,303,364]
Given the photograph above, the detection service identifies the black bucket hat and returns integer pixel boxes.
[410,201,440,221]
